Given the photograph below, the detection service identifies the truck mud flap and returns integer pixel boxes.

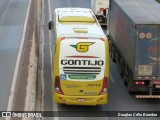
[135,95,160,98]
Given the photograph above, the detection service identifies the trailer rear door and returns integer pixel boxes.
[136,25,160,79]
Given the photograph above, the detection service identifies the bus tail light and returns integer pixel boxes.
[60,37,65,40]
[55,76,64,94]
[99,77,108,95]
[100,38,105,41]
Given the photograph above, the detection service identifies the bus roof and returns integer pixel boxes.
[55,8,106,39]
[57,23,106,39]
[56,8,96,22]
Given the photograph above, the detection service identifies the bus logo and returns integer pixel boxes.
[71,42,95,52]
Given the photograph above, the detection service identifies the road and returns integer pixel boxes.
[0,0,29,112]
[39,0,160,120]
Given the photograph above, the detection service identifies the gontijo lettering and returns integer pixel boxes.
[61,59,104,66]
[71,42,95,52]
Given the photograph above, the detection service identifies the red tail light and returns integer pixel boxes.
[135,81,145,85]
[60,37,65,40]
[100,38,105,41]
[55,76,64,94]
[99,77,108,95]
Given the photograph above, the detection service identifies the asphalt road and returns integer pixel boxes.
[0,0,29,111]
[40,0,160,120]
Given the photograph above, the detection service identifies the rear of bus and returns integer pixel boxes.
[53,37,109,105]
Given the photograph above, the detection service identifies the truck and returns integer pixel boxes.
[91,0,109,28]
[48,8,110,105]
[108,0,160,98]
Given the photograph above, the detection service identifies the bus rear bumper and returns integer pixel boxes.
[54,92,107,105]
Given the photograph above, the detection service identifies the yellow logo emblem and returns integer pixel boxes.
[71,42,95,52]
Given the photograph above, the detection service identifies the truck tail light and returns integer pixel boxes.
[135,81,145,85]
[55,76,64,94]
[99,77,108,95]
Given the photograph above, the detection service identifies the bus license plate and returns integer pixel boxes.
[77,98,86,102]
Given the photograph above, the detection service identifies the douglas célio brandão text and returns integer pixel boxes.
[118,112,158,117]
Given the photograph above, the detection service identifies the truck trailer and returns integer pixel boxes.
[108,0,160,98]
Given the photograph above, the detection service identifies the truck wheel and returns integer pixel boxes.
[123,69,127,86]
[124,77,127,86]
[112,52,116,62]
[120,68,123,77]
[102,24,107,29]
[111,49,116,62]
[120,60,124,77]
[110,45,114,59]
[128,82,134,94]
[127,77,135,94]
[109,41,116,62]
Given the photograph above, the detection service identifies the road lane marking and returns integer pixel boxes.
[48,0,52,67]
[42,0,45,26]
[6,0,32,116]
[41,0,46,118]
[41,28,45,116]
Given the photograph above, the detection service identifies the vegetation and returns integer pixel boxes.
[156,0,160,3]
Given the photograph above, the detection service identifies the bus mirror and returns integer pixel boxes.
[48,20,53,30]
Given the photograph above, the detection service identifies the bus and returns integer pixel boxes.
[48,8,109,105]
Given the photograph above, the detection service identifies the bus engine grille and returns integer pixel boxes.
[63,67,101,75]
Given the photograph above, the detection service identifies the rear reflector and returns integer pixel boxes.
[135,95,160,98]
[99,77,108,95]
[55,76,64,94]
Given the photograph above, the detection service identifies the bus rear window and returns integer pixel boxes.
[58,11,96,22]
